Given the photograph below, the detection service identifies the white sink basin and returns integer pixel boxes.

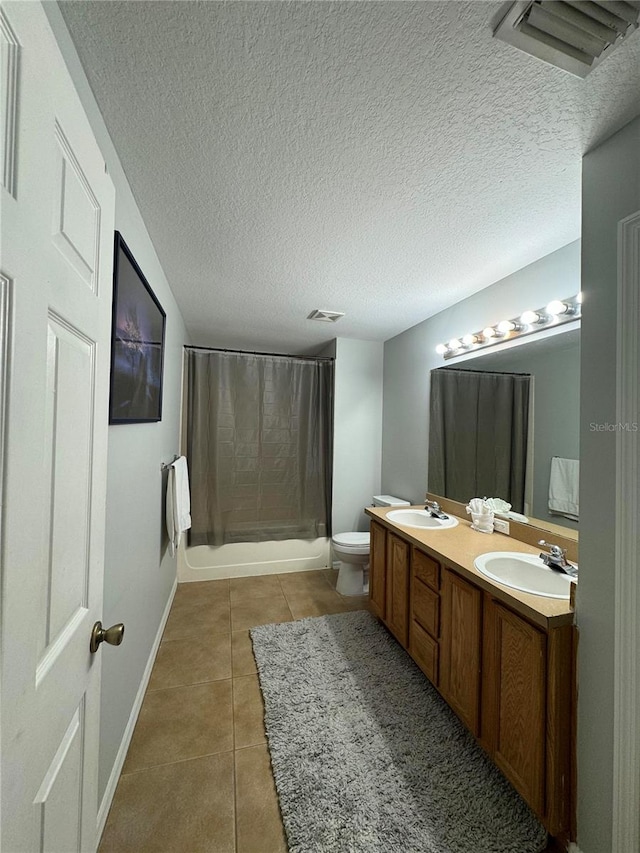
[386,509,459,530]
[474,552,575,599]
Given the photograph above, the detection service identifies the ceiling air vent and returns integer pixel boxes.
[494,1,640,77]
[307,309,345,323]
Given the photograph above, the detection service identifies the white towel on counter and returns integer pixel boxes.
[166,455,192,556]
[548,457,579,521]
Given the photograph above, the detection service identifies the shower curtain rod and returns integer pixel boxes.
[183,345,334,362]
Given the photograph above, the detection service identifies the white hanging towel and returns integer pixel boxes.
[166,455,192,556]
[548,457,579,521]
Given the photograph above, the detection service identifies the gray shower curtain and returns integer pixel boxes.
[428,367,530,512]
[186,349,334,546]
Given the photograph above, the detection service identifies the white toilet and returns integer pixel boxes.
[332,495,409,596]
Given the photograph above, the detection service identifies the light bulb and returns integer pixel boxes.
[547,300,576,316]
[462,333,478,347]
[448,338,462,351]
[521,310,543,325]
[483,326,496,339]
[497,320,517,334]
[435,343,448,355]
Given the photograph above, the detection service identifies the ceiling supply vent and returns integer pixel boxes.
[307,309,345,323]
[494,1,640,77]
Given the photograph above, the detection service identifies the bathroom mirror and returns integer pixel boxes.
[428,328,580,534]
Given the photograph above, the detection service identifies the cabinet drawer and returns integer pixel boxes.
[410,620,439,686]
[412,578,440,639]
[413,548,440,591]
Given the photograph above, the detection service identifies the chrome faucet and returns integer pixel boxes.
[538,540,578,577]
[425,500,449,520]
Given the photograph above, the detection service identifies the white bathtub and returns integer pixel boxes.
[177,537,332,582]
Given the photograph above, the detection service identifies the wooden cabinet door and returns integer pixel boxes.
[369,522,387,621]
[440,568,482,736]
[385,533,410,648]
[483,599,547,817]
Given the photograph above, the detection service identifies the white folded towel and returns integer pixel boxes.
[485,497,511,514]
[466,497,490,515]
[548,457,579,521]
[166,455,192,556]
[466,497,494,533]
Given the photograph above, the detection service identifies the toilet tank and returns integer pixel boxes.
[372,495,410,507]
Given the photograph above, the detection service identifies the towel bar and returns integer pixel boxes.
[161,455,180,471]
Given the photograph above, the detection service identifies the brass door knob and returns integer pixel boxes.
[90,621,125,654]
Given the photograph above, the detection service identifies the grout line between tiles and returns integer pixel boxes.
[231,674,237,753]
[112,574,364,852]
[147,673,232,693]
[234,742,269,753]
[227,582,238,853]
[147,639,233,692]
[232,741,238,853]
[232,669,240,853]
[137,677,233,698]
[119,748,236,777]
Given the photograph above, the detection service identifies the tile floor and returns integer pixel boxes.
[99,568,368,853]
[99,568,556,853]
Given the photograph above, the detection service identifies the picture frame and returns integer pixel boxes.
[109,232,166,424]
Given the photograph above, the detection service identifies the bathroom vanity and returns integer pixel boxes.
[365,505,576,847]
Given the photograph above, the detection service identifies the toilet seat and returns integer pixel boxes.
[332,532,370,555]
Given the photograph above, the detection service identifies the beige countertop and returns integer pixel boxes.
[365,505,575,629]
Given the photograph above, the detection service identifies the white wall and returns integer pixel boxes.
[44,5,189,807]
[381,240,581,503]
[332,338,385,533]
[99,234,186,804]
[577,115,640,853]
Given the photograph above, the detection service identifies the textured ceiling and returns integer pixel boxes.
[59,1,640,354]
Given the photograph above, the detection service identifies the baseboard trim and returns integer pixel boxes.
[96,578,177,842]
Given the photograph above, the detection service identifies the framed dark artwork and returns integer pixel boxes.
[109,232,166,424]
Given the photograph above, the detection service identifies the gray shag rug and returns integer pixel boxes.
[251,610,547,853]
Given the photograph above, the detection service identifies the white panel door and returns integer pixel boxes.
[1,3,116,851]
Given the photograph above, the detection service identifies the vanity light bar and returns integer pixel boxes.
[436,294,581,359]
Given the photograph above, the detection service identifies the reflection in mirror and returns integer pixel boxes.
[428,368,531,512]
[428,329,580,532]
